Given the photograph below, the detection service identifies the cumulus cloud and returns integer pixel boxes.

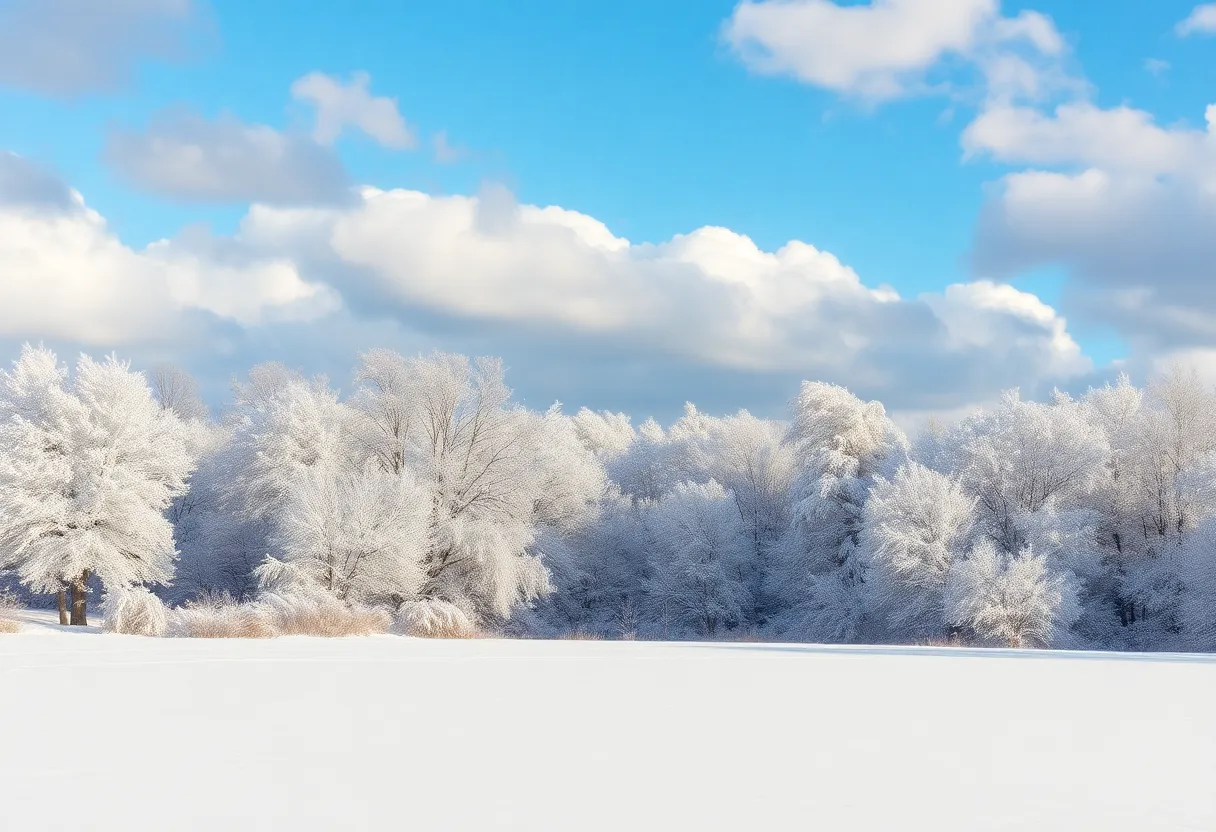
[222,184,1089,408]
[290,71,416,149]
[962,101,1214,175]
[0,152,338,345]
[1,150,1090,414]
[967,101,1216,355]
[722,0,1069,102]
[0,152,77,212]
[0,0,199,96]
[104,110,353,205]
[1177,4,1216,36]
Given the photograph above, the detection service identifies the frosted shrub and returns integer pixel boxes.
[167,591,390,638]
[167,596,276,639]
[259,590,391,637]
[945,540,1080,649]
[395,599,479,638]
[101,586,169,637]
[0,591,19,633]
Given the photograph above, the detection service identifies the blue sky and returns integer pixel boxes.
[2,0,1216,423]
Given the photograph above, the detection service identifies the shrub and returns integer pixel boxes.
[395,599,479,638]
[101,586,169,637]
[259,591,391,637]
[166,591,390,638]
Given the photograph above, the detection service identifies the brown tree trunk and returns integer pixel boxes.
[57,589,69,625]
[69,570,89,626]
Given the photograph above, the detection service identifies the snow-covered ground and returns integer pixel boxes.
[3,610,1215,831]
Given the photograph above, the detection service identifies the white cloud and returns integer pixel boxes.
[722,0,1069,102]
[0,151,77,212]
[104,111,352,205]
[229,184,1089,407]
[0,153,338,345]
[0,0,200,95]
[967,100,1216,357]
[290,71,416,150]
[1177,4,1216,36]
[962,101,1215,176]
[0,151,1090,413]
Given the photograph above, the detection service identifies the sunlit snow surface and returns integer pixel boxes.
[3,609,1215,831]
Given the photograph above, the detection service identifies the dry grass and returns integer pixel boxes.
[168,593,391,639]
[1,589,23,633]
[169,603,278,639]
[262,593,391,637]
[395,599,480,638]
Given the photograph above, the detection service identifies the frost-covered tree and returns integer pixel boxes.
[942,390,1108,556]
[150,363,211,422]
[643,480,752,638]
[274,462,430,604]
[0,347,197,624]
[945,540,1080,648]
[350,350,605,622]
[767,381,907,642]
[861,463,976,641]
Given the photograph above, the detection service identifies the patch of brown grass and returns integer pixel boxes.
[263,594,391,637]
[168,593,391,639]
[0,617,20,634]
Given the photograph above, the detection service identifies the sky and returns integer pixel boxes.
[2,0,1216,425]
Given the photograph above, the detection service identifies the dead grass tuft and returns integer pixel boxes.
[168,592,390,639]
[0,617,20,634]
[395,599,480,639]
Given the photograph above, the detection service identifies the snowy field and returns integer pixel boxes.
[3,611,1215,832]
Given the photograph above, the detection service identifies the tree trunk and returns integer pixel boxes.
[57,589,69,625]
[69,571,89,626]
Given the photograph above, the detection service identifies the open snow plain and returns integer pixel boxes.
[3,610,1215,831]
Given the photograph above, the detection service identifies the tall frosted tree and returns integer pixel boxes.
[643,480,752,638]
[861,463,976,641]
[349,350,606,622]
[767,381,907,642]
[0,347,197,624]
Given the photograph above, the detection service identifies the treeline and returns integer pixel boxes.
[1,344,1214,650]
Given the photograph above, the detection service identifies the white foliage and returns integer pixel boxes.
[395,598,478,638]
[948,390,1108,555]
[945,540,1081,648]
[274,462,430,604]
[862,463,976,639]
[767,382,906,639]
[101,585,169,637]
[0,346,197,595]
[643,480,753,637]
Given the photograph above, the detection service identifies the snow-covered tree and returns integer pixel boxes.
[643,480,752,638]
[274,462,430,604]
[350,350,605,622]
[767,381,907,642]
[945,540,1080,648]
[0,347,198,624]
[861,463,976,641]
